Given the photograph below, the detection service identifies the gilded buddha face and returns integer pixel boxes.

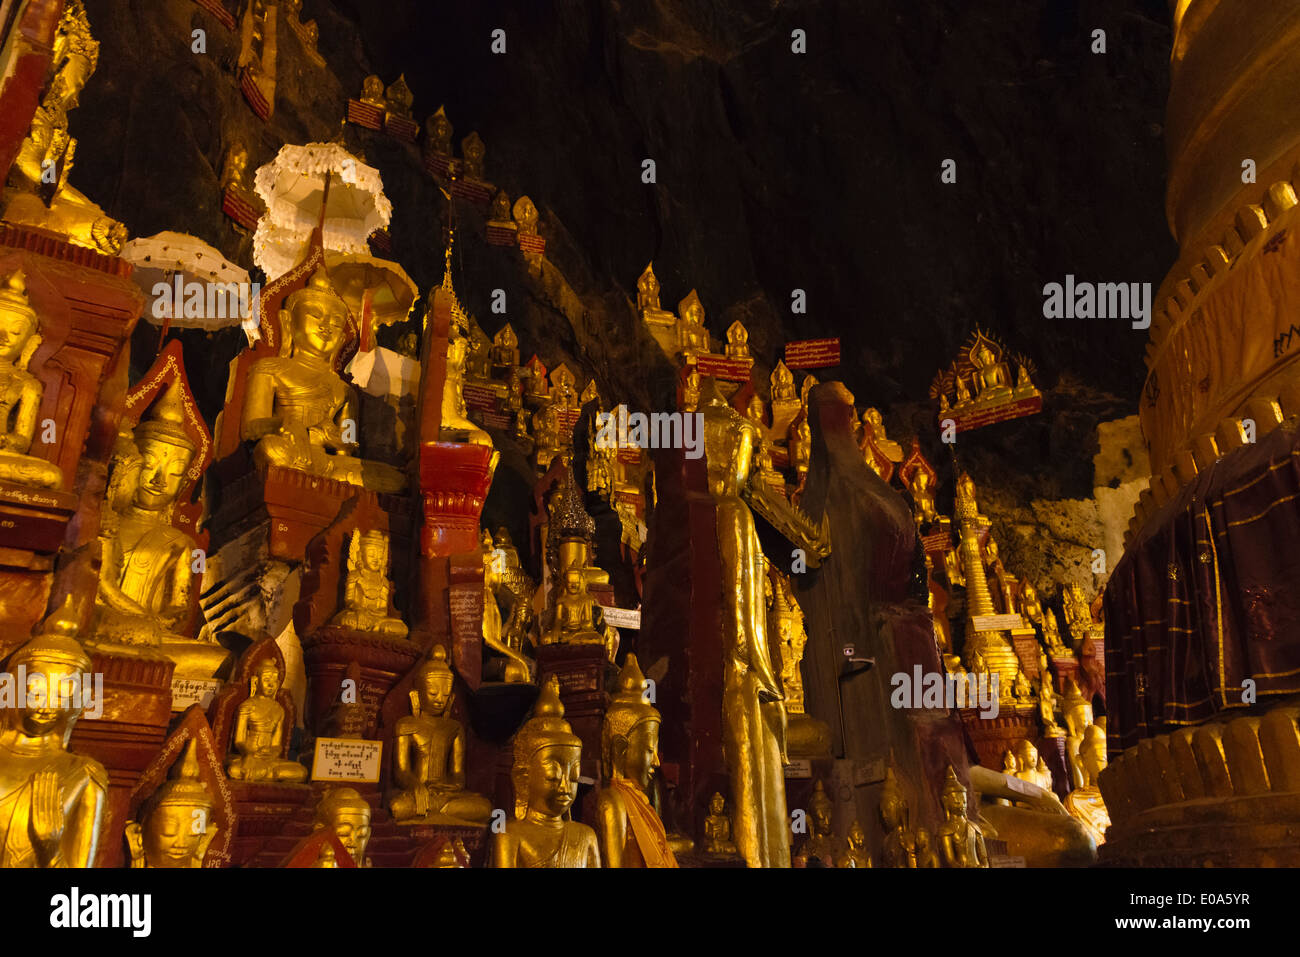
[360,536,386,573]
[16,657,80,737]
[331,807,371,866]
[417,667,453,717]
[847,821,866,850]
[941,784,967,817]
[528,743,581,818]
[291,298,347,360]
[254,661,281,699]
[880,791,903,830]
[709,794,725,816]
[142,803,208,868]
[811,795,833,836]
[622,720,660,791]
[134,435,194,511]
[0,310,35,364]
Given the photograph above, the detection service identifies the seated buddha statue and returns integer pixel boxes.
[637,262,673,324]
[1063,723,1111,846]
[794,780,843,866]
[702,792,739,856]
[839,819,872,868]
[426,106,453,156]
[383,74,414,120]
[595,655,678,867]
[937,765,989,868]
[0,272,62,489]
[3,1,127,255]
[241,269,406,493]
[542,567,619,661]
[389,646,493,825]
[1018,579,1044,627]
[491,676,601,867]
[1041,607,1068,654]
[771,360,797,403]
[225,657,308,783]
[726,320,750,359]
[313,787,372,867]
[0,608,108,867]
[676,290,709,357]
[125,739,218,868]
[971,342,1013,404]
[92,379,231,678]
[328,529,408,638]
[359,74,386,110]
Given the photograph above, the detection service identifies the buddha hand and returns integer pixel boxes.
[412,782,430,818]
[29,770,66,866]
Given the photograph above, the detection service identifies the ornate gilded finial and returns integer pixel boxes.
[16,594,89,669]
[810,778,831,811]
[550,462,597,543]
[152,739,212,809]
[134,378,192,449]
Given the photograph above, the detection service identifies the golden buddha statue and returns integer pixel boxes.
[3,1,126,255]
[513,195,540,237]
[480,532,535,683]
[906,469,937,526]
[700,377,789,868]
[1013,668,1034,705]
[1063,678,1093,789]
[794,780,843,866]
[1013,363,1038,398]
[436,269,498,472]
[492,675,600,867]
[427,106,454,155]
[0,273,62,489]
[955,375,973,406]
[1017,580,1043,626]
[860,408,903,460]
[1042,607,1067,654]
[879,767,916,868]
[389,646,493,825]
[681,366,701,412]
[491,323,520,368]
[1014,740,1052,791]
[770,360,796,403]
[225,657,308,783]
[676,290,709,357]
[125,739,218,868]
[726,320,750,359]
[1063,723,1110,846]
[937,766,988,868]
[637,262,661,313]
[768,572,830,757]
[0,610,108,867]
[1039,671,1065,736]
[359,74,386,110]
[92,380,228,679]
[314,787,372,867]
[462,132,486,179]
[595,654,677,867]
[971,340,1013,403]
[220,142,251,192]
[488,190,514,228]
[383,74,414,120]
[541,568,619,661]
[839,819,872,867]
[328,529,408,638]
[242,269,406,492]
[702,792,739,856]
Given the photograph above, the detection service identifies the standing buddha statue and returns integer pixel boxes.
[388,646,493,825]
[595,655,678,867]
[241,268,406,492]
[328,529,408,638]
[124,739,218,868]
[491,675,600,867]
[699,377,789,868]
[0,609,108,867]
[0,272,62,489]
[937,765,989,868]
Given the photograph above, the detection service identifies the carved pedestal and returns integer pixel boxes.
[300,626,422,738]
[67,649,174,868]
[226,781,316,866]
[536,642,611,786]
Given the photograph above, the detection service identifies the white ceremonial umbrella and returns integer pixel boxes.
[252,142,393,280]
[121,231,254,339]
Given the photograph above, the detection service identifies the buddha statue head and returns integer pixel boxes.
[941,765,968,818]
[511,675,583,820]
[410,645,455,719]
[0,272,40,369]
[601,654,660,790]
[313,787,372,867]
[879,766,907,831]
[5,608,91,742]
[746,395,765,426]
[131,379,196,513]
[846,819,867,854]
[249,656,282,702]
[283,269,349,362]
[129,739,215,868]
[809,779,833,838]
[1079,724,1107,786]
[708,792,726,817]
[1015,740,1038,774]
[353,529,391,577]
